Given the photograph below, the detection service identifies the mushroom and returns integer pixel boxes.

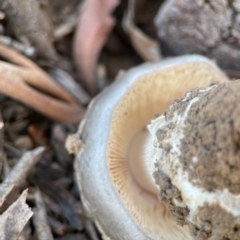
[149,80,240,240]
[74,55,228,240]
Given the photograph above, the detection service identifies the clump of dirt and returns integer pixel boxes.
[155,0,240,70]
[153,80,240,240]
[189,204,240,240]
[172,81,240,194]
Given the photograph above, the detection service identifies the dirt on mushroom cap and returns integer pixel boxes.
[165,81,240,194]
[153,80,240,240]
[190,204,240,240]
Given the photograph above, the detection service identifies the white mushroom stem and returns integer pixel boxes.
[128,128,158,194]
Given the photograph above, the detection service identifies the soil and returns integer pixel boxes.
[169,81,240,194]
[155,0,240,70]
[154,80,240,239]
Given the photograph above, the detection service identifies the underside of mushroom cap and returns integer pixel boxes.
[75,55,228,240]
[150,81,240,240]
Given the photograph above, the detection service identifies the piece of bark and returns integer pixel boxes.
[0,189,33,240]
[0,147,45,212]
[32,188,54,240]
[155,0,240,70]
[17,221,31,240]
[0,0,57,61]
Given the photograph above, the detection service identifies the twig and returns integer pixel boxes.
[48,68,91,105]
[0,44,75,103]
[33,188,54,240]
[0,44,85,123]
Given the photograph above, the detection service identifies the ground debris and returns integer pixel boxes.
[55,233,89,240]
[0,0,163,238]
[123,0,161,62]
[0,189,33,240]
[48,68,91,106]
[0,147,45,212]
[35,179,83,231]
[65,133,84,155]
[0,0,57,61]
[32,188,54,240]
[0,43,85,123]
[0,35,35,57]
[48,216,67,236]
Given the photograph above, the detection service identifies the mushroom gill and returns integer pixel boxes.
[75,55,228,240]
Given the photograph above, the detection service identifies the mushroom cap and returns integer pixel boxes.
[150,81,240,239]
[75,55,228,240]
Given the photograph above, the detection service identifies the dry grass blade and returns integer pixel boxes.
[0,44,85,123]
[0,189,33,240]
[33,188,54,240]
